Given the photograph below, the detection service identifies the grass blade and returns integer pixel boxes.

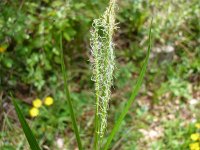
[12,98,41,150]
[59,34,83,150]
[104,21,152,150]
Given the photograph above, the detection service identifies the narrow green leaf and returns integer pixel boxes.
[59,33,83,150]
[104,21,152,150]
[12,98,41,150]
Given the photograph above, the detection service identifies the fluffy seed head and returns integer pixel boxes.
[90,0,117,138]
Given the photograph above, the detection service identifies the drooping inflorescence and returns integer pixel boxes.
[90,0,117,138]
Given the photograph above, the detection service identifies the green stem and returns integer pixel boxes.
[60,34,83,150]
[104,23,152,150]
[94,96,100,150]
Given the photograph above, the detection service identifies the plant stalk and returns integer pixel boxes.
[60,34,83,150]
[104,22,152,150]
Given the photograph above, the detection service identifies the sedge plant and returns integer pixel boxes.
[12,0,152,149]
[90,0,152,149]
[90,0,117,149]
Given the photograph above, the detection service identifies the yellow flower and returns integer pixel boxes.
[191,133,200,141]
[44,96,54,106]
[32,98,42,108]
[195,123,200,129]
[29,107,39,117]
[190,142,200,150]
[0,47,6,53]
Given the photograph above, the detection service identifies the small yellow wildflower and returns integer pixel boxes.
[29,107,39,117]
[195,123,200,129]
[191,133,200,141]
[32,98,42,108]
[44,96,54,106]
[0,47,6,53]
[190,142,200,150]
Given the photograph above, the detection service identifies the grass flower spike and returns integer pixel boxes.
[90,0,117,141]
[29,107,39,118]
[44,96,54,106]
[32,98,42,108]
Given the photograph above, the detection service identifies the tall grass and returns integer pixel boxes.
[90,0,117,149]
[103,22,152,149]
[12,0,152,149]
[60,34,83,150]
[90,0,151,149]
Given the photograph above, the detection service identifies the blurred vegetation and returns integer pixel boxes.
[0,0,200,149]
